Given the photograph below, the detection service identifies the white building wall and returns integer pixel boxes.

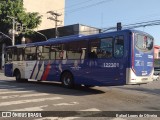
[23,0,65,30]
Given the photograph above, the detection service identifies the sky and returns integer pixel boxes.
[60,0,160,45]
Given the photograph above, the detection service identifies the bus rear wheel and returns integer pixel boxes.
[61,72,74,88]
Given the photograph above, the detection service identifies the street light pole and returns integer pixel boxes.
[7,16,16,46]
[12,18,15,45]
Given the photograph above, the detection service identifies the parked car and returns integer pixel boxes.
[154,68,160,75]
[153,73,159,81]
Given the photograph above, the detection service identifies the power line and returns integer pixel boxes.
[123,20,160,27]
[65,0,113,14]
[102,20,160,32]
[41,0,113,16]
[56,0,95,12]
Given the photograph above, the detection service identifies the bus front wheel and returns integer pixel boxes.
[15,70,28,82]
[61,72,74,88]
[15,70,21,82]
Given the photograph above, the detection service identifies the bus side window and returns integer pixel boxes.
[56,44,63,60]
[37,46,42,60]
[25,47,37,60]
[13,48,18,61]
[6,48,13,62]
[7,53,12,61]
[50,45,56,60]
[67,40,87,60]
[114,36,124,58]
[99,37,113,58]
[80,48,86,64]
[17,48,24,61]
[89,39,100,59]
[37,46,50,60]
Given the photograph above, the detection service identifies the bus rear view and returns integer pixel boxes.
[127,31,154,84]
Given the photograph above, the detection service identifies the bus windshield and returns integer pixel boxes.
[135,34,153,52]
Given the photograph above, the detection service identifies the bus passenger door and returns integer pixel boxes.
[112,35,126,85]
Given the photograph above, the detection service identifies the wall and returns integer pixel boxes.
[23,0,65,30]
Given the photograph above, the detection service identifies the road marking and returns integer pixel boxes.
[0,91,31,95]
[11,105,48,111]
[0,88,27,91]
[0,97,63,107]
[0,93,50,99]
[53,102,79,106]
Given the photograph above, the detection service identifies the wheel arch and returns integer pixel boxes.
[60,70,74,81]
[13,68,20,77]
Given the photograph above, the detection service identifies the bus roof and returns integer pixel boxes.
[7,29,154,48]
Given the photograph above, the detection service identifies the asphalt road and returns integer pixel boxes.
[0,73,160,120]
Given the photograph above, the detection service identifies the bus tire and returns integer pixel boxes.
[15,70,21,82]
[61,72,74,88]
[15,70,28,83]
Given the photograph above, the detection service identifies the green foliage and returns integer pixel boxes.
[0,0,42,34]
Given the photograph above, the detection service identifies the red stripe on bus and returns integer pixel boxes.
[41,63,51,80]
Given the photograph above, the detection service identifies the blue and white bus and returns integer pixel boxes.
[4,29,154,88]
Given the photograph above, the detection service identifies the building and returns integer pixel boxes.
[154,45,160,59]
[154,45,160,67]
[23,0,65,30]
[0,0,65,69]
[0,0,101,69]
[28,24,101,42]
[26,24,101,43]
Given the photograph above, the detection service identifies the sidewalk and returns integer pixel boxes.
[0,69,4,73]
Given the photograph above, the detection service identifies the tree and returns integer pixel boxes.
[0,0,42,34]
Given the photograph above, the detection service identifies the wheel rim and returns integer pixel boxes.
[63,77,71,86]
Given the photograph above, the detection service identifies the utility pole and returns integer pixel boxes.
[47,11,62,38]
[7,16,16,46]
